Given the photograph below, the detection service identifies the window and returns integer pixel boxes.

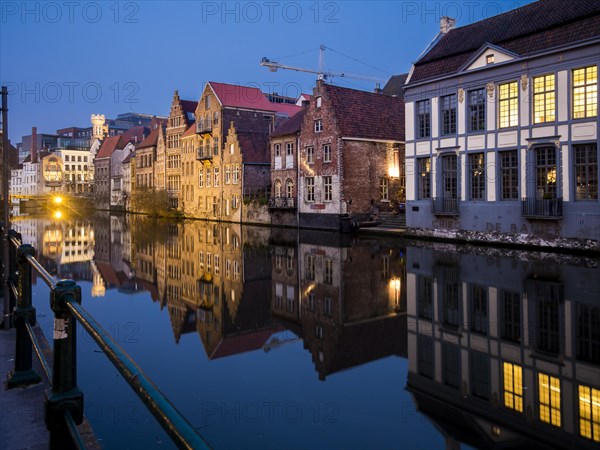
[198,169,204,187]
[471,285,488,335]
[533,74,555,123]
[573,66,598,119]
[306,146,314,164]
[205,94,210,109]
[305,177,315,202]
[535,146,557,199]
[440,94,457,135]
[230,143,234,154]
[469,153,485,200]
[324,259,333,284]
[233,165,239,184]
[416,99,431,138]
[579,385,600,442]
[314,119,323,132]
[274,143,281,157]
[499,81,518,128]
[286,142,294,156]
[574,143,598,200]
[442,343,460,389]
[500,150,518,200]
[441,154,458,199]
[502,291,521,343]
[417,335,434,379]
[577,303,600,364]
[316,96,322,108]
[417,157,431,199]
[286,179,294,199]
[503,362,523,412]
[486,54,494,64]
[206,167,211,187]
[418,275,433,319]
[379,177,389,200]
[539,373,561,427]
[231,194,238,209]
[274,179,282,198]
[468,88,486,132]
[442,272,460,328]
[323,176,332,201]
[305,254,315,280]
[225,165,231,184]
[470,351,490,400]
[324,297,332,316]
[307,293,315,311]
[323,144,331,162]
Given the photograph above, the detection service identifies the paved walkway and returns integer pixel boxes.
[0,323,100,449]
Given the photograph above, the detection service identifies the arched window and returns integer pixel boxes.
[286,179,294,198]
[274,179,282,198]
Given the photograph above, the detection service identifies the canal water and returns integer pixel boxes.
[11,212,600,450]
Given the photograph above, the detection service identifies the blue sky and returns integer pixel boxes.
[1,1,533,142]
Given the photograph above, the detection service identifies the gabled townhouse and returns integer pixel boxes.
[122,151,135,210]
[164,90,197,209]
[269,107,308,227]
[180,81,300,220]
[136,118,166,190]
[298,81,405,230]
[403,0,600,243]
[55,148,94,194]
[94,134,134,210]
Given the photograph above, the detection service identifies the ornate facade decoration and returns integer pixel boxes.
[486,82,495,99]
[521,73,528,91]
[457,88,464,104]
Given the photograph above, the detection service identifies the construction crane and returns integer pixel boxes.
[260,44,386,89]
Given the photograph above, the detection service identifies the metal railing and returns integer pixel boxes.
[431,197,460,215]
[196,119,212,135]
[196,147,212,161]
[268,197,295,209]
[521,197,563,218]
[2,227,210,450]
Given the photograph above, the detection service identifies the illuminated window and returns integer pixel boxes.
[579,385,600,442]
[469,153,485,200]
[503,362,523,412]
[486,54,494,64]
[573,66,598,119]
[418,157,431,199]
[533,74,555,123]
[539,373,561,427]
[535,146,557,199]
[498,81,518,128]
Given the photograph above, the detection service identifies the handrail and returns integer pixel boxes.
[5,231,211,449]
[66,298,211,450]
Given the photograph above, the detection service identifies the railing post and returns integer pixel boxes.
[3,229,20,327]
[45,279,83,450]
[7,243,42,387]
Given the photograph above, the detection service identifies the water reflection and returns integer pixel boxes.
[406,244,600,449]
[11,212,600,449]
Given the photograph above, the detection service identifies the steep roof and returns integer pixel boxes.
[181,124,196,138]
[271,108,308,138]
[96,135,128,158]
[208,81,300,116]
[137,127,160,149]
[410,0,600,83]
[237,131,270,163]
[325,84,405,141]
[382,74,408,98]
[122,151,135,164]
[181,100,198,125]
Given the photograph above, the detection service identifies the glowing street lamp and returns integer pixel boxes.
[53,196,63,205]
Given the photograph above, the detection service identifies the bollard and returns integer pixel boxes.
[45,279,84,450]
[7,243,41,387]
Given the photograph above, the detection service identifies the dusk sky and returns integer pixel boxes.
[1,1,533,142]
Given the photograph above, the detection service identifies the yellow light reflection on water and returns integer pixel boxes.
[54,211,63,219]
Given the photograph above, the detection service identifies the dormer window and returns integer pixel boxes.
[486,54,495,65]
[316,97,322,108]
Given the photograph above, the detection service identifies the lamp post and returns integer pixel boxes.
[2,86,11,328]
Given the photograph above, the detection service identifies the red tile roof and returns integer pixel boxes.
[208,81,300,116]
[271,108,307,137]
[96,135,124,159]
[411,0,600,83]
[137,127,160,149]
[325,84,405,141]
[211,327,281,359]
[181,124,196,138]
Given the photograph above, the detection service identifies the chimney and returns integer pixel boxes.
[31,126,38,163]
[440,16,456,34]
[374,83,383,94]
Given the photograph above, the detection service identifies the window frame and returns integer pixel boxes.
[305,177,315,202]
[533,73,556,124]
[440,93,457,135]
[574,143,598,201]
[572,65,598,119]
[468,88,486,132]
[498,81,519,128]
[416,99,431,139]
[323,144,331,163]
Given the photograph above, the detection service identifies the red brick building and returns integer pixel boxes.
[298,81,406,230]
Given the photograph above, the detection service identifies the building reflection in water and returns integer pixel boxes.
[405,244,600,449]
[270,230,407,380]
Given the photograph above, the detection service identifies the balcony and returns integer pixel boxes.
[431,197,459,216]
[521,197,563,219]
[196,147,212,163]
[269,197,295,209]
[196,119,212,136]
